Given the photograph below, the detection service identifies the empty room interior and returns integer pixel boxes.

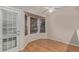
[0,6,79,52]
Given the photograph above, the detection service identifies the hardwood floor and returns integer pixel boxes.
[23,39,79,52]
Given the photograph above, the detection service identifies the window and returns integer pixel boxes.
[25,14,28,35]
[30,17,38,34]
[25,12,46,35]
[40,19,46,33]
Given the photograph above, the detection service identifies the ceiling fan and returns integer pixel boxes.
[42,6,61,13]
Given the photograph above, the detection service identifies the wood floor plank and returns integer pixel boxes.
[23,39,79,52]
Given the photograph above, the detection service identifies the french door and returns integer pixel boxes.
[0,7,19,52]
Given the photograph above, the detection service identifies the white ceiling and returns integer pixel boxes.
[18,6,46,12]
[12,6,48,16]
[13,6,47,12]
[12,6,62,17]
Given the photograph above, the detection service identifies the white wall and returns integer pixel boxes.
[47,7,79,46]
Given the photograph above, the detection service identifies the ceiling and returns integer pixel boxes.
[16,6,46,12]
[12,6,62,17]
[12,6,47,16]
[13,6,47,12]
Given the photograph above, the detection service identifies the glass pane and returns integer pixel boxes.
[12,28,16,34]
[25,14,28,35]
[2,28,7,35]
[40,19,46,33]
[30,17,38,34]
[12,37,17,48]
[2,39,7,51]
[7,38,12,49]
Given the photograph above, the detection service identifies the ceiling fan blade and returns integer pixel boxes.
[42,9,49,13]
[55,6,61,9]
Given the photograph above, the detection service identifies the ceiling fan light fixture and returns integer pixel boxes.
[43,6,61,13]
[48,8,55,13]
[48,9,53,13]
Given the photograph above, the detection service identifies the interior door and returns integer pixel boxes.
[1,7,19,52]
